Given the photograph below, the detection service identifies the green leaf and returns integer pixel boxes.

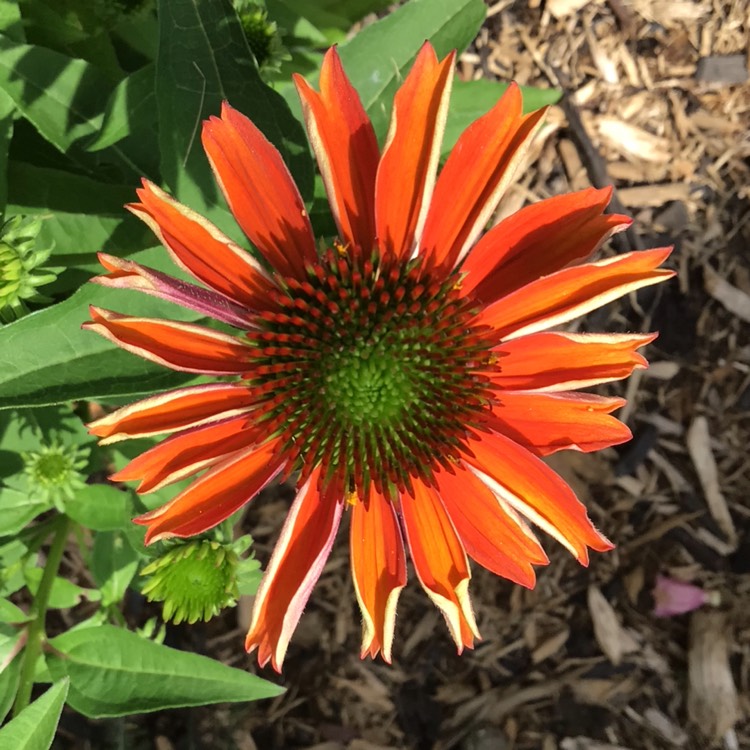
[331,0,486,141]
[48,625,283,717]
[0,36,109,152]
[0,486,51,537]
[0,652,21,724]
[24,568,100,609]
[0,623,23,671]
[0,599,33,624]
[6,161,153,287]
[0,247,202,410]
[0,540,28,597]
[0,89,14,217]
[0,598,30,624]
[156,0,313,237]
[88,64,156,152]
[0,0,23,43]
[91,530,140,606]
[0,678,69,750]
[65,484,133,532]
[442,78,561,154]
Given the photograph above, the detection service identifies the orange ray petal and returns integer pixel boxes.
[462,187,630,303]
[435,465,548,589]
[491,331,657,391]
[84,306,253,375]
[489,391,631,456]
[477,247,674,341]
[87,383,256,443]
[400,480,479,652]
[375,44,455,259]
[463,430,613,564]
[350,489,407,662]
[421,84,547,270]
[134,438,284,543]
[295,48,379,254]
[128,179,274,309]
[112,414,258,493]
[246,467,343,672]
[202,103,316,279]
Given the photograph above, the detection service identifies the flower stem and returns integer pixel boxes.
[12,515,70,717]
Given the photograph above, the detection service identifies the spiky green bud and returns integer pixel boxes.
[0,215,61,322]
[22,437,89,509]
[140,540,241,625]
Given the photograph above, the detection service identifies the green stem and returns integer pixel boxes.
[12,515,70,717]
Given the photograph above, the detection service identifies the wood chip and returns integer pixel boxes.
[643,707,688,746]
[587,586,639,665]
[547,0,595,19]
[688,611,739,739]
[616,183,690,207]
[704,265,750,323]
[561,739,633,750]
[596,117,671,163]
[686,416,737,546]
[695,55,748,85]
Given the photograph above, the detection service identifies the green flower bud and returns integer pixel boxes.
[140,540,241,625]
[232,1,285,71]
[22,437,89,509]
[0,215,61,322]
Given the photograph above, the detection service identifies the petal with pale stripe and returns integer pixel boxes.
[463,430,613,564]
[400,480,478,651]
[421,84,547,269]
[477,247,674,341]
[491,331,656,392]
[112,414,258,493]
[88,383,256,443]
[435,466,548,589]
[84,307,253,375]
[350,489,407,662]
[489,391,631,456]
[202,103,316,278]
[134,438,284,543]
[129,180,273,309]
[93,253,251,329]
[375,44,455,259]
[245,468,343,672]
[462,187,630,303]
[295,48,379,253]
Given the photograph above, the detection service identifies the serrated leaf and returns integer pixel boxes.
[0,678,68,750]
[65,485,133,532]
[48,625,283,717]
[156,0,313,237]
[0,247,203,410]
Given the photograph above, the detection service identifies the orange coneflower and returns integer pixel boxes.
[84,44,673,671]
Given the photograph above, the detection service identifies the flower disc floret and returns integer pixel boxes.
[246,249,495,499]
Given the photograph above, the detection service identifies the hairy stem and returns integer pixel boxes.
[12,515,70,717]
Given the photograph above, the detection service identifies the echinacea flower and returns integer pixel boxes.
[84,43,673,671]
